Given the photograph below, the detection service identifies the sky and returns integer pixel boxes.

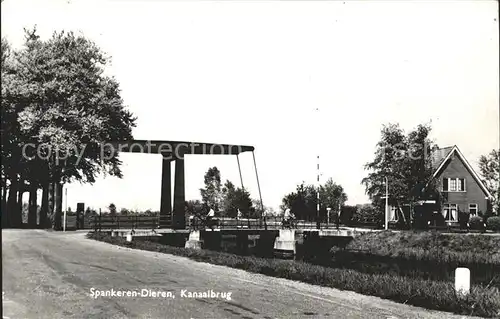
[2,0,499,213]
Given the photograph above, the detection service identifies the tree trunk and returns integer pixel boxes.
[54,182,63,230]
[17,185,24,226]
[40,182,49,229]
[47,182,55,228]
[28,183,38,228]
[1,178,9,228]
[7,176,20,228]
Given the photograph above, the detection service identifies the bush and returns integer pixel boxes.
[88,232,500,317]
[469,216,485,231]
[458,211,470,229]
[486,216,500,231]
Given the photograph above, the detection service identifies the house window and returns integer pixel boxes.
[469,203,478,216]
[458,178,466,191]
[442,178,466,192]
[449,179,457,191]
[442,178,448,191]
[443,204,458,222]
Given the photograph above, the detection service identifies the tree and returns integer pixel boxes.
[108,203,117,216]
[220,180,254,218]
[281,179,348,222]
[340,205,357,225]
[200,167,223,212]
[251,198,271,217]
[479,149,500,216]
[281,182,316,220]
[185,199,204,216]
[361,123,438,227]
[220,180,236,216]
[351,204,382,226]
[319,178,348,219]
[1,29,136,228]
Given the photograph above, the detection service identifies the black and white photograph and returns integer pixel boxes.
[1,0,499,318]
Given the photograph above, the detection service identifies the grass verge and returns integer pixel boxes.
[87,232,500,318]
[345,231,500,264]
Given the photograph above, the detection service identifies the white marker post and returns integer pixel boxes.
[455,267,470,296]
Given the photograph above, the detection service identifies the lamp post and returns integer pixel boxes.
[327,207,332,225]
[385,176,389,230]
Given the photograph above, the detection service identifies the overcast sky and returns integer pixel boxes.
[2,0,499,212]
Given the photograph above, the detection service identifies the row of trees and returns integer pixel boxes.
[1,29,136,229]
[191,166,348,222]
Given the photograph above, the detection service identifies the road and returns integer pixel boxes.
[2,229,479,319]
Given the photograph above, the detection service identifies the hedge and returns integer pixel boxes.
[486,216,500,231]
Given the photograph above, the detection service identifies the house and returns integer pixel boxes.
[389,145,493,226]
[430,145,492,223]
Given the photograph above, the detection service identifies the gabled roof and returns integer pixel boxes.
[430,146,454,169]
[431,145,492,198]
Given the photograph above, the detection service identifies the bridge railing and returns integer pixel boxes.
[91,215,159,231]
[89,214,379,232]
[188,216,349,230]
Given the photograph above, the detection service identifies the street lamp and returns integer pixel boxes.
[380,177,389,230]
[384,177,389,230]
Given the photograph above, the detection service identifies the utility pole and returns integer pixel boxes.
[316,156,321,229]
[385,176,389,230]
[315,107,321,230]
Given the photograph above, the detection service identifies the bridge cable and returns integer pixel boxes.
[251,150,266,229]
[236,154,244,190]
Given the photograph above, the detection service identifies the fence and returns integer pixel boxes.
[188,216,349,230]
[90,215,160,231]
[88,214,355,231]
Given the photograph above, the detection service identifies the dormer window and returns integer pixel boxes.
[443,178,466,192]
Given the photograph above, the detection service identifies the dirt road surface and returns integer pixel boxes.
[2,230,480,319]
